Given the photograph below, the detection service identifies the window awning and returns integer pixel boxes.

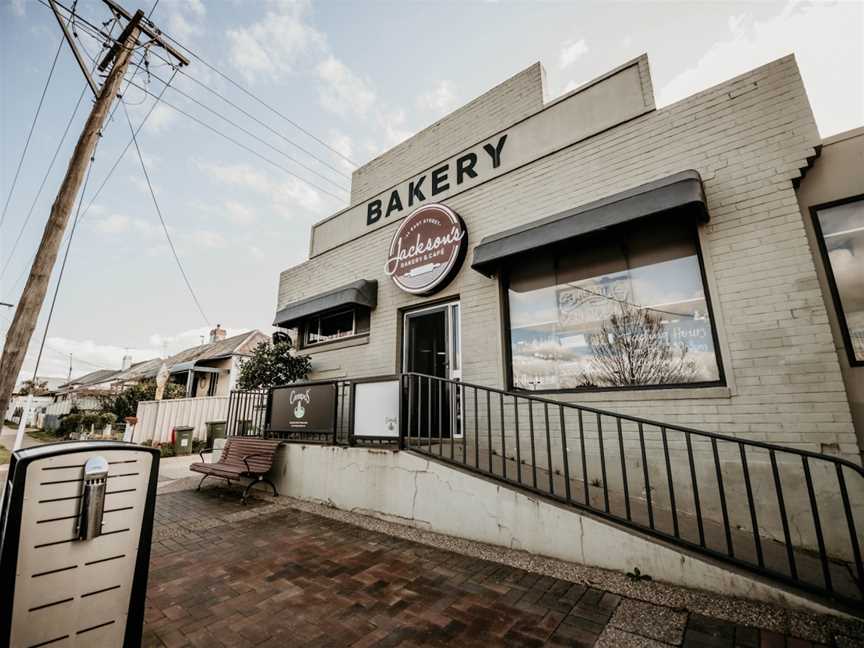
[273,279,378,327]
[471,170,709,277]
[169,362,223,374]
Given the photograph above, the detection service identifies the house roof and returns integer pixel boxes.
[111,358,165,383]
[111,330,268,382]
[58,368,122,390]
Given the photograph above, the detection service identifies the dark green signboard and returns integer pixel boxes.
[269,382,337,434]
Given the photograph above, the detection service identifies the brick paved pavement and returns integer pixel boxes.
[143,488,852,647]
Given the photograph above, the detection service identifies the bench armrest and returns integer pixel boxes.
[199,447,214,463]
[241,451,274,473]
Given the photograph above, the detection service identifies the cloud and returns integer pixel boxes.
[167,13,200,41]
[199,161,324,214]
[561,79,581,95]
[18,336,162,380]
[226,0,325,82]
[657,0,863,136]
[417,80,458,118]
[148,325,249,354]
[327,130,355,173]
[559,39,588,69]
[317,56,376,117]
[93,213,131,234]
[143,103,177,134]
[189,229,227,249]
[377,108,413,148]
[224,200,256,225]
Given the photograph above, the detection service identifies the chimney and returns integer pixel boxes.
[209,324,227,343]
[121,354,132,371]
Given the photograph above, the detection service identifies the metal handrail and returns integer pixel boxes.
[400,372,864,612]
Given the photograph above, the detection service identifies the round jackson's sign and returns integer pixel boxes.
[384,203,467,295]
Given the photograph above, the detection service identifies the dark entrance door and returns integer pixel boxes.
[405,307,450,439]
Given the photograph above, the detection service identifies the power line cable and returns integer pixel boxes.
[39,0,358,169]
[4,64,176,304]
[145,69,349,193]
[0,311,110,372]
[121,100,211,328]
[75,68,179,232]
[148,19,359,168]
[0,36,65,229]
[27,129,98,388]
[125,78,347,202]
[0,88,87,281]
[143,51,352,180]
[1,11,122,283]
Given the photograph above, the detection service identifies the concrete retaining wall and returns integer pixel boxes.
[271,443,844,617]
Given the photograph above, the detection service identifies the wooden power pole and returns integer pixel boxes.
[0,3,186,440]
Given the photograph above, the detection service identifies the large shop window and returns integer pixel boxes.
[506,217,723,391]
[814,196,864,364]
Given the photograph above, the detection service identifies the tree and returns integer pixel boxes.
[100,379,185,420]
[19,378,49,395]
[584,302,697,387]
[236,338,310,390]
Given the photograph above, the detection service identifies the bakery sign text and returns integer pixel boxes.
[366,134,507,226]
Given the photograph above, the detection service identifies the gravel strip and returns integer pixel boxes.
[595,626,672,647]
[609,599,687,644]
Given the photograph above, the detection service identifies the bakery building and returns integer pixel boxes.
[273,54,863,463]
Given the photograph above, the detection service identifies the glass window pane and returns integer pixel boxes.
[508,218,721,390]
[307,310,355,344]
[817,200,864,362]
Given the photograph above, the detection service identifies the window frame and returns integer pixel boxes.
[303,307,359,348]
[810,193,864,367]
[500,220,727,394]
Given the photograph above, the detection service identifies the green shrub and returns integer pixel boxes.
[58,413,83,436]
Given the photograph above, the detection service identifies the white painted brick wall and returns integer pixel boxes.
[277,55,859,461]
[349,64,545,205]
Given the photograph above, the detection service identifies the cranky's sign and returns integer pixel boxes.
[385,203,467,295]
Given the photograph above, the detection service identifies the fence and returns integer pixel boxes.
[401,372,864,612]
[133,396,229,443]
[226,382,353,444]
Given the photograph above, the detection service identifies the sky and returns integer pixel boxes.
[1,0,862,382]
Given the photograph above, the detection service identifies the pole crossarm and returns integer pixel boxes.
[47,0,99,97]
[100,0,190,66]
[0,3,158,443]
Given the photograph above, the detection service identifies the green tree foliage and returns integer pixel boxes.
[19,378,49,395]
[100,379,185,420]
[57,412,118,437]
[236,339,311,390]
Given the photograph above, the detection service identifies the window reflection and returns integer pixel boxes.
[306,309,356,345]
[508,218,722,391]
[816,199,864,363]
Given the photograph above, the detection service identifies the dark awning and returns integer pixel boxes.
[471,170,709,276]
[273,279,378,327]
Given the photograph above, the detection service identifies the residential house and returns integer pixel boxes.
[110,326,268,398]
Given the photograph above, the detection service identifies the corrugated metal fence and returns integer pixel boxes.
[133,396,229,443]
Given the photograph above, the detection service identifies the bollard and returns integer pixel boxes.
[0,441,160,648]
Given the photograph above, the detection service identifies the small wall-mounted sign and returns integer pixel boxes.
[269,382,337,434]
[352,379,400,440]
[384,203,467,295]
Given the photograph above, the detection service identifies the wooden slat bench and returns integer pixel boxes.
[190,437,282,503]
